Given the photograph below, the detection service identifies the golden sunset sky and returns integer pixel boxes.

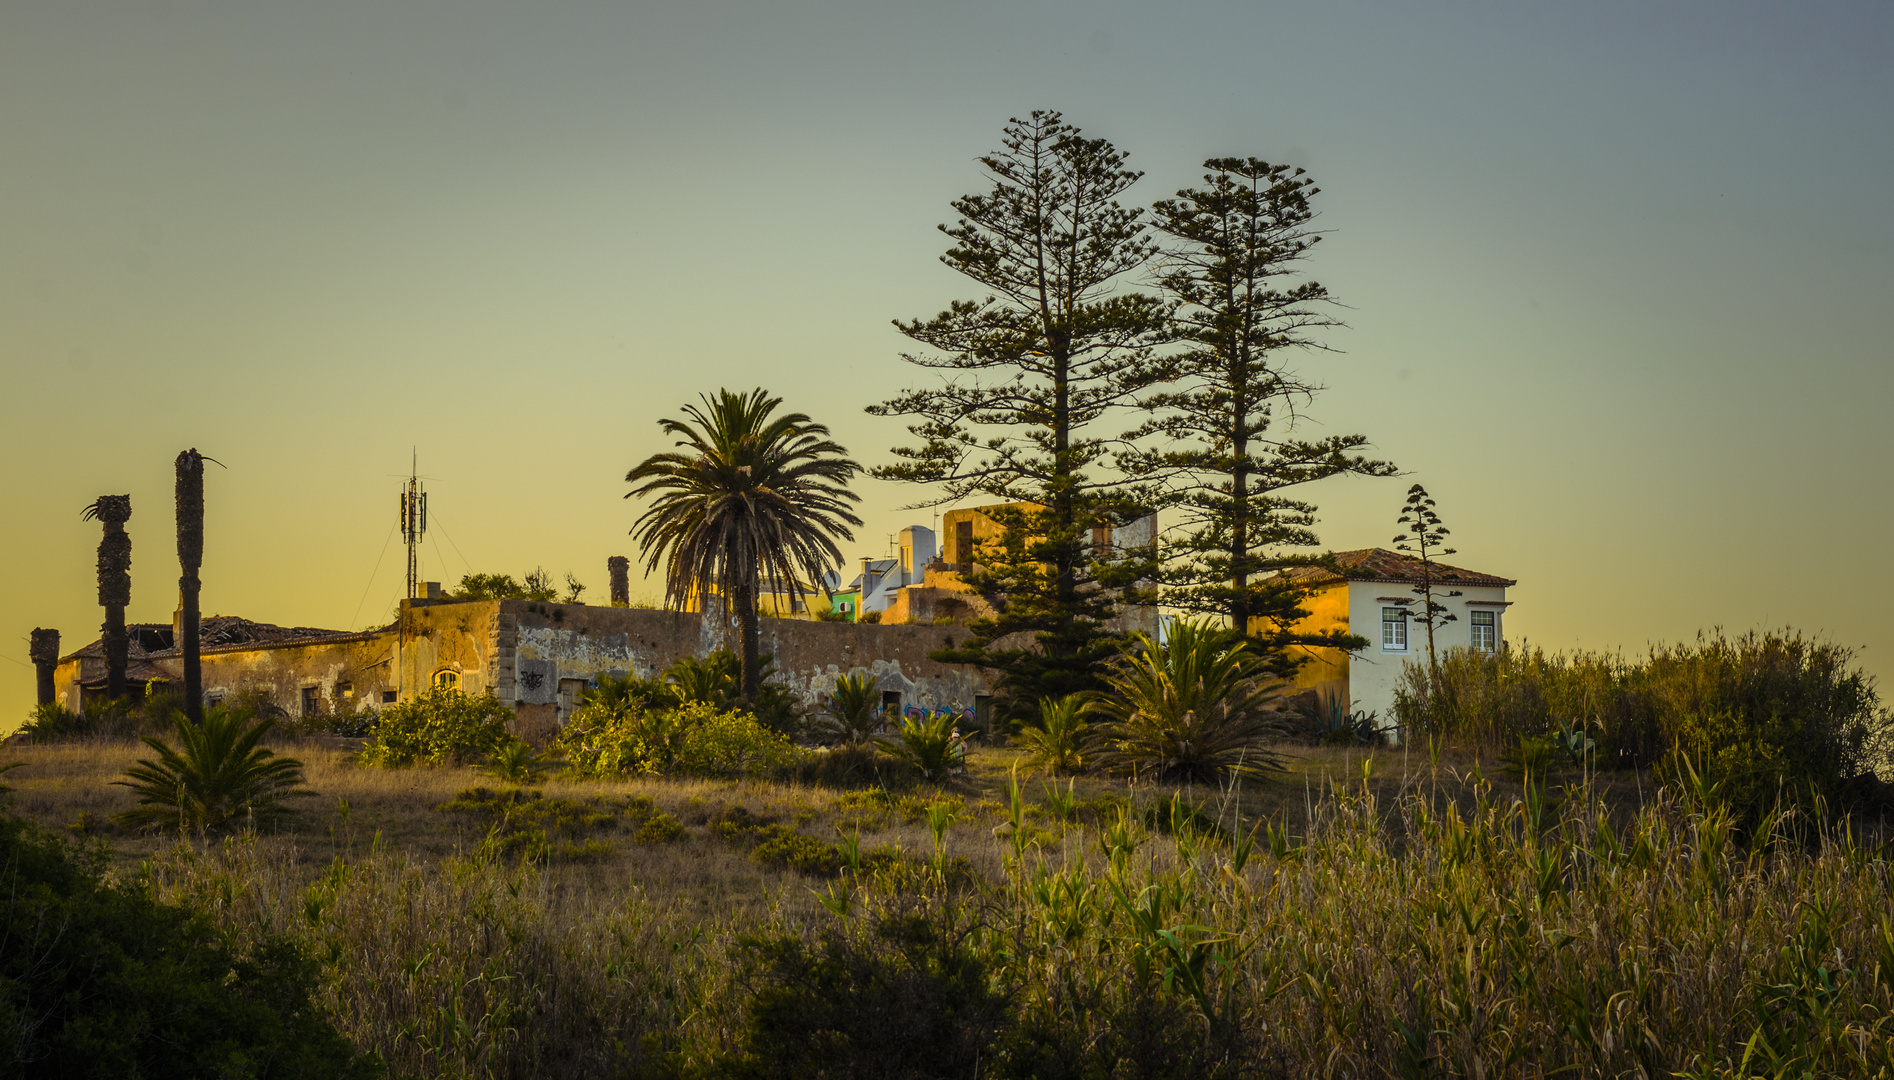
[4,2,1890,724]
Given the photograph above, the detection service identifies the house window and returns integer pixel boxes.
[955,520,974,570]
[301,687,320,717]
[433,669,460,691]
[1470,610,1497,651]
[1382,607,1409,651]
[881,690,903,715]
[382,690,398,704]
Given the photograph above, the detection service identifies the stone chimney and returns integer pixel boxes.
[29,628,59,707]
[608,556,630,607]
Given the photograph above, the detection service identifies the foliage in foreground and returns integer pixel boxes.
[139,766,1894,1079]
[1396,630,1892,825]
[114,705,311,832]
[359,685,516,767]
[0,814,375,1079]
[1088,618,1290,782]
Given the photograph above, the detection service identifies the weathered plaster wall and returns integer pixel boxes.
[481,599,992,716]
[51,632,396,717]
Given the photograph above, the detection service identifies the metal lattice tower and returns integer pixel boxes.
[400,452,427,600]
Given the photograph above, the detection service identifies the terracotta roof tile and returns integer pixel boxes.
[1277,548,1516,588]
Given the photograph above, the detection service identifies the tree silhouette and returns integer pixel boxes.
[1138,157,1395,674]
[626,389,862,702]
[1393,483,1461,686]
[869,110,1171,712]
[82,495,132,702]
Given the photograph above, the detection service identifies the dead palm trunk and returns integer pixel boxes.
[29,628,59,707]
[176,449,206,721]
[83,495,133,702]
[608,555,630,607]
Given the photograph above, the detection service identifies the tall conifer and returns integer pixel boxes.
[869,111,1171,716]
[1137,159,1394,675]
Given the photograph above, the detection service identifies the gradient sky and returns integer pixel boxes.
[4,1,1890,725]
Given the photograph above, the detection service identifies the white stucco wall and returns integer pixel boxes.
[1345,580,1510,728]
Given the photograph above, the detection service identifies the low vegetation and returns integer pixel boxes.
[1397,630,1892,827]
[114,704,310,832]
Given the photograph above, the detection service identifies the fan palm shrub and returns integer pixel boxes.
[113,705,311,832]
[879,711,965,781]
[480,741,562,785]
[1014,693,1090,774]
[810,672,882,747]
[1089,618,1289,783]
[626,388,863,704]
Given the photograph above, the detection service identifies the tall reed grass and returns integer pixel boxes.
[1392,631,1890,825]
[137,764,1894,1078]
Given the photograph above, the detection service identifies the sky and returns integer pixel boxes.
[3,1,1890,725]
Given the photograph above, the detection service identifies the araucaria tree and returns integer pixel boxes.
[175,449,211,721]
[869,110,1171,714]
[82,494,133,701]
[1394,483,1461,684]
[1138,158,1395,677]
[627,389,862,703]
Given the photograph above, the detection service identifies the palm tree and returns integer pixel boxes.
[175,449,217,722]
[114,704,311,832]
[810,671,882,747]
[626,389,862,703]
[1089,618,1290,783]
[1014,693,1090,774]
[82,495,133,702]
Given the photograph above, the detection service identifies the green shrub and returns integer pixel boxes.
[878,712,965,781]
[17,701,152,741]
[1012,694,1089,774]
[559,700,801,778]
[435,786,623,862]
[114,706,311,833]
[635,813,688,844]
[728,902,1010,1079]
[809,672,882,747]
[0,813,376,1078]
[360,686,515,767]
[749,825,844,877]
[1088,619,1290,783]
[1394,630,1891,824]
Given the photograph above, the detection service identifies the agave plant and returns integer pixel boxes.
[1089,619,1289,783]
[1014,694,1089,774]
[810,672,881,747]
[114,705,311,832]
[879,711,965,782]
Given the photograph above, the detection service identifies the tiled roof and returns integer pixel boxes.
[61,616,362,663]
[1276,548,1516,588]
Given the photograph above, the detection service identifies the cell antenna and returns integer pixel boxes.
[400,450,427,599]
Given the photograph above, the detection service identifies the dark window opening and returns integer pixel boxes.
[881,690,903,716]
[301,687,320,717]
[955,520,975,571]
[382,690,398,704]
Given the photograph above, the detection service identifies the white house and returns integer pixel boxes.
[1276,548,1516,730]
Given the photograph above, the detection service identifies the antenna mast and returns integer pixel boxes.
[400,450,427,599]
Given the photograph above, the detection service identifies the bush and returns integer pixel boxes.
[360,686,515,767]
[114,705,311,833]
[1088,619,1290,783]
[809,672,882,747]
[0,813,375,1079]
[728,902,1010,1079]
[878,712,965,781]
[1393,630,1891,824]
[1012,694,1089,774]
[17,701,153,742]
[559,700,801,778]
